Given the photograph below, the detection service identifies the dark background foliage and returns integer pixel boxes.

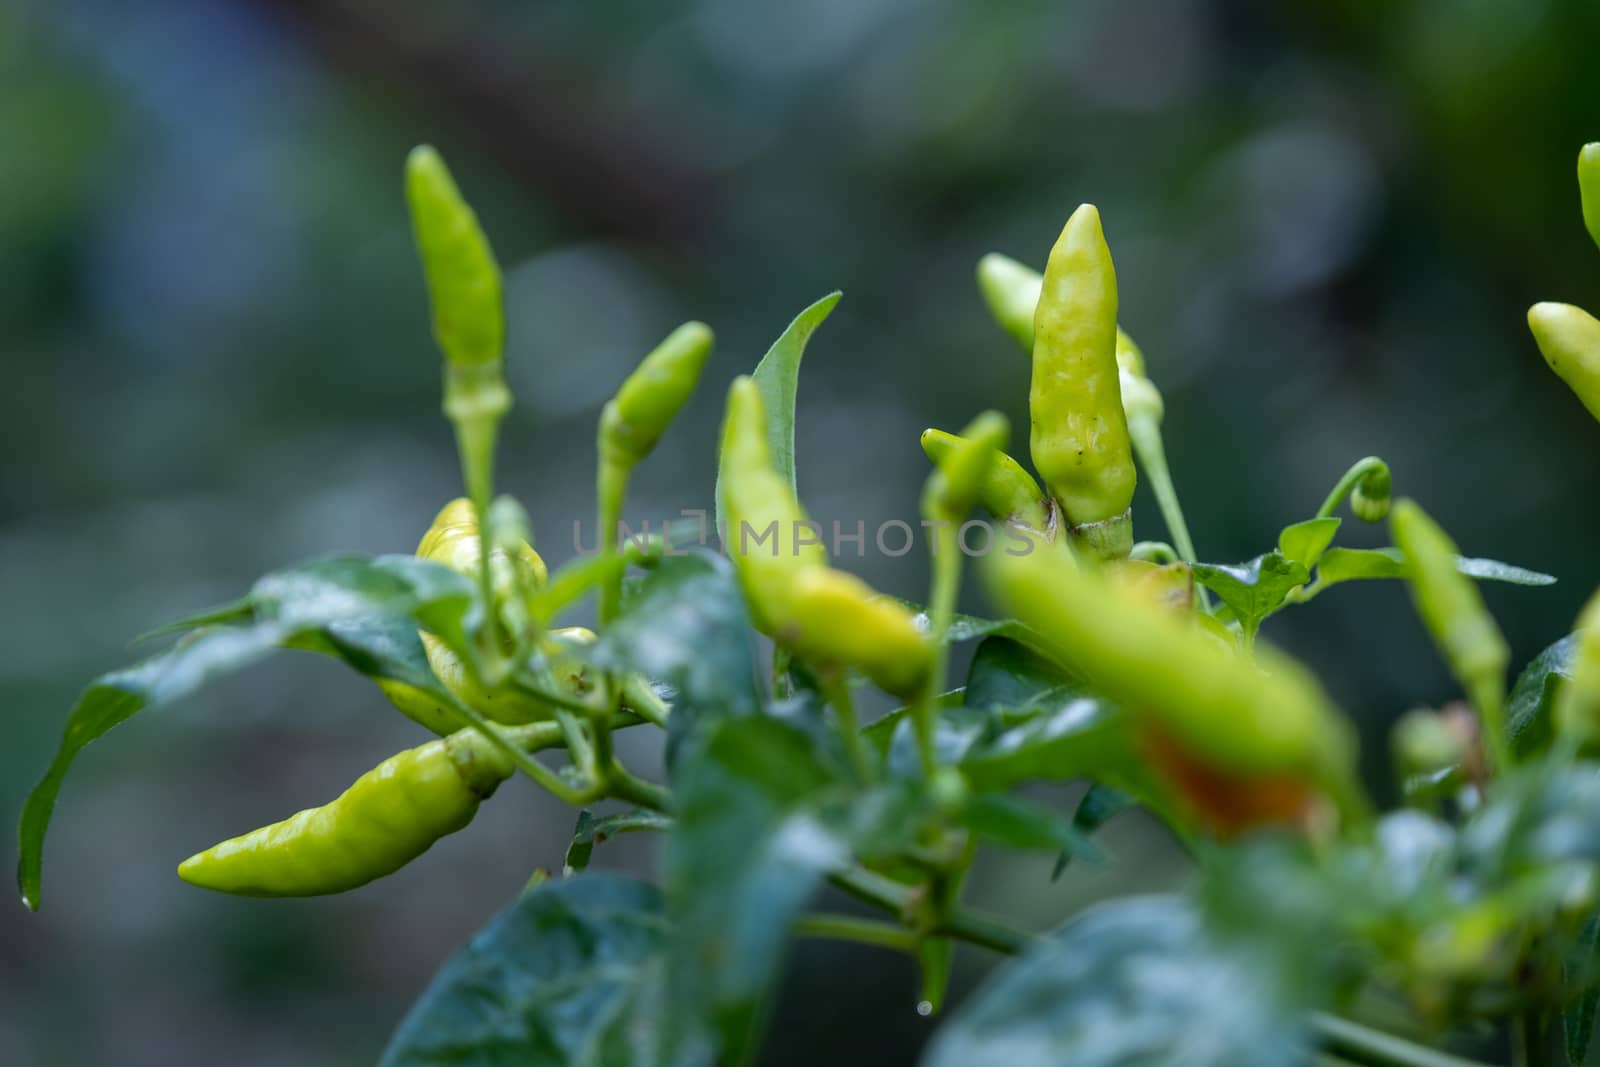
[4,1,1600,1063]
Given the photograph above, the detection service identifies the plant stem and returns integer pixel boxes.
[1310,1015,1499,1067]
[793,914,921,952]
[620,674,671,727]
[1127,413,1199,566]
[912,521,963,778]
[433,687,592,805]
[821,673,873,783]
[596,458,630,624]
[444,362,511,672]
[607,763,672,812]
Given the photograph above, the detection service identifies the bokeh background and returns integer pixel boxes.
[6,1,1600,1064]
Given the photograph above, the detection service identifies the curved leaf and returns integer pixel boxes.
[1509,634,1577,758]
[713,292,841,537]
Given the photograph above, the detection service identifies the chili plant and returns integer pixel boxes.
[19,142,1600,1067]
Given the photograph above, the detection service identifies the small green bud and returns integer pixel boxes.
[405,146,504,369]
[1529,301,1600,422]
[1392,708,1465,779]
[1350,463,1391,522]
[600,321,715,467]
[920,428,1050,531]
[921,411,1009,524]
[1581,143,1600,254]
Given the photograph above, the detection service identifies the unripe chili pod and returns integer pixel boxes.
[1390,499,1510,767]
[405,146,504,369]
[177,728,512,896]
[1028,205,1137,557]
[978,251,1145,376]
[783,566,933,698]
[1554,588,1600,752]
[921,411,1009,524]
[984,536,1362,820]
[920,428,1051,532]
[717,376,827,633]
[388,499,552,727]
[1581,143,1600,254]
[1528,302,1600,422]
[599,321,715,468]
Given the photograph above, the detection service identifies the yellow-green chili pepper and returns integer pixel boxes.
[977,251,1144,377]
[920,428,1051,532]
[1390,499,1510,769]
[599,321,715,469]
[984,535,1362,816]
[382,499,552,727]
[177,728,512,896]
[717,376,827,632]
[718,377,930,694]
[1528,302,1600,422]
[1028,205,1136,559]
[1554,587,1600,752]
[405,146,503,370]
[1581,143,1600,254]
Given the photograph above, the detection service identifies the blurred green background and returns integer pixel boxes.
[6,1,1600,1063]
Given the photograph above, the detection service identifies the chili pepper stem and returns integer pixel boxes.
[820,672,873,782]
[553,710,597,781]
[431,685,592,806]
[596,458,630,624]
[793,914,921,952]
[1126,414,1210,610]
[619,674,671,727]
[444,362,512,675]
[915,521,965,778]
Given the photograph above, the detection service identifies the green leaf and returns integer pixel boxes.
[665,715,844,1063]
[713,291,841,537]
[958,691,1130,793]
[960,793,1104,860]
[1191,552,1309,635]
[1315,547,1556,593]
[564,808,674,874]
[1509,634,1577,759]
[17,555,476,911]
[922,897,1311,1067]
[1566,915,1600,1066]
[591,551,762,735]
[379,873,696,1067]
[1277,517,1341,569]
[963,636,1076,710]
[1052,785,1134,881]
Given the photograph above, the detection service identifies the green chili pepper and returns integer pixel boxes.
[984,535,1362,815]
[921,411,1010,524]
[718,376,930,694]
[1028,205,1136,559]
[717,376,827,632]
[1554,588,1600,752]
[1528,302,1600,422]
[599,322,715,469]
[419,497,547,591]
[405,146,503,370]
[977,251,1144,375]
[920,428,1050,532]
[1389,499,1510,769]
[1581,143,1600,254]
[784,566,932,697]
[177,728,512,896]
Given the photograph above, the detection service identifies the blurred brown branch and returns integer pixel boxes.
[253,0,713,244]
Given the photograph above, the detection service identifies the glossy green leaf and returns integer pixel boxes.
[960,793,1103,859]
[713,291,841,536]
[922,897,1310,1067]
[1191,551,1309,636]
[959,691,1131,792]
[963,636,1076,710]
[1509,634,1576,758]
[1278,517,1341,569]
[591,551,762,733]
[665,715,844,1063]
[379,873,695,1067]
[1314,547,1556,593]
[17,555,477,911]
[1052,784,1134,881]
